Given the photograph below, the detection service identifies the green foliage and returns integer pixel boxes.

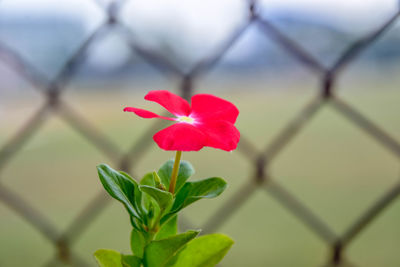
[95,159,232,267]
[157,160,194,193]
[152,171,166,191]
[94,249,122,267]
[130,228,146,258]
[143,230,199,267]
[139,173,157,215]
[140,173,155,186]
[122,255,142,267]
[139,185,173,213]
[155,215,177,240]
[171,177,227,213]
[97,164,143,224]
[94,249,141,267]
[120,171,145,216]
[167,234,234,267]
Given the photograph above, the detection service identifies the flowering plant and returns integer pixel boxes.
[94,90,240,267]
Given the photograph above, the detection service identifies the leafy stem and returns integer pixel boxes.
[168,151,182,194]
[95,161,232,267]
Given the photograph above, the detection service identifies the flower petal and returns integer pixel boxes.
[124,107,175,121]
[153,123,206,151]
[197,120,240,151]
[145,90,191,116]
[190,94,239,123]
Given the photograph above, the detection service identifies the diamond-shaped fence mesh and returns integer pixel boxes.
[0,0,399,266]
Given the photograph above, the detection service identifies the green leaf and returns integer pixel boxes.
[122,255,142,267]
[140,173,155,186]
[130,228,146,258]
[140,185,173,212]
[171,177,227,213]
[158,160,194,193]
[120,171,145,217]
[94,249,123,267]
[97,164,142,221]
[155,215,177,240]
[140,173,158,219]
[94,250,142,267]
[143,230,200,267]
[166,234,234,267]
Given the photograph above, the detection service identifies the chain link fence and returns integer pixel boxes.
[0,0,399,266]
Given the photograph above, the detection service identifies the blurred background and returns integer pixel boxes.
[0,0,399,266]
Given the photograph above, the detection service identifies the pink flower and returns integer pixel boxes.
[124,90,240,151]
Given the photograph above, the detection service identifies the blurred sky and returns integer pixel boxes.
[1,0,398,32]
[0,0,398,78]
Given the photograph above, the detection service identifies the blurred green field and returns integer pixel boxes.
[0,79,400,267]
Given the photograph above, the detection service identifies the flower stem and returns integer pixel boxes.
[169,151,182,194]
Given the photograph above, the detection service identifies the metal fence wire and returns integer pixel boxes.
[0,0,400,266]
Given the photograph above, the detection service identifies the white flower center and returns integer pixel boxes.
[177,116,195,124]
